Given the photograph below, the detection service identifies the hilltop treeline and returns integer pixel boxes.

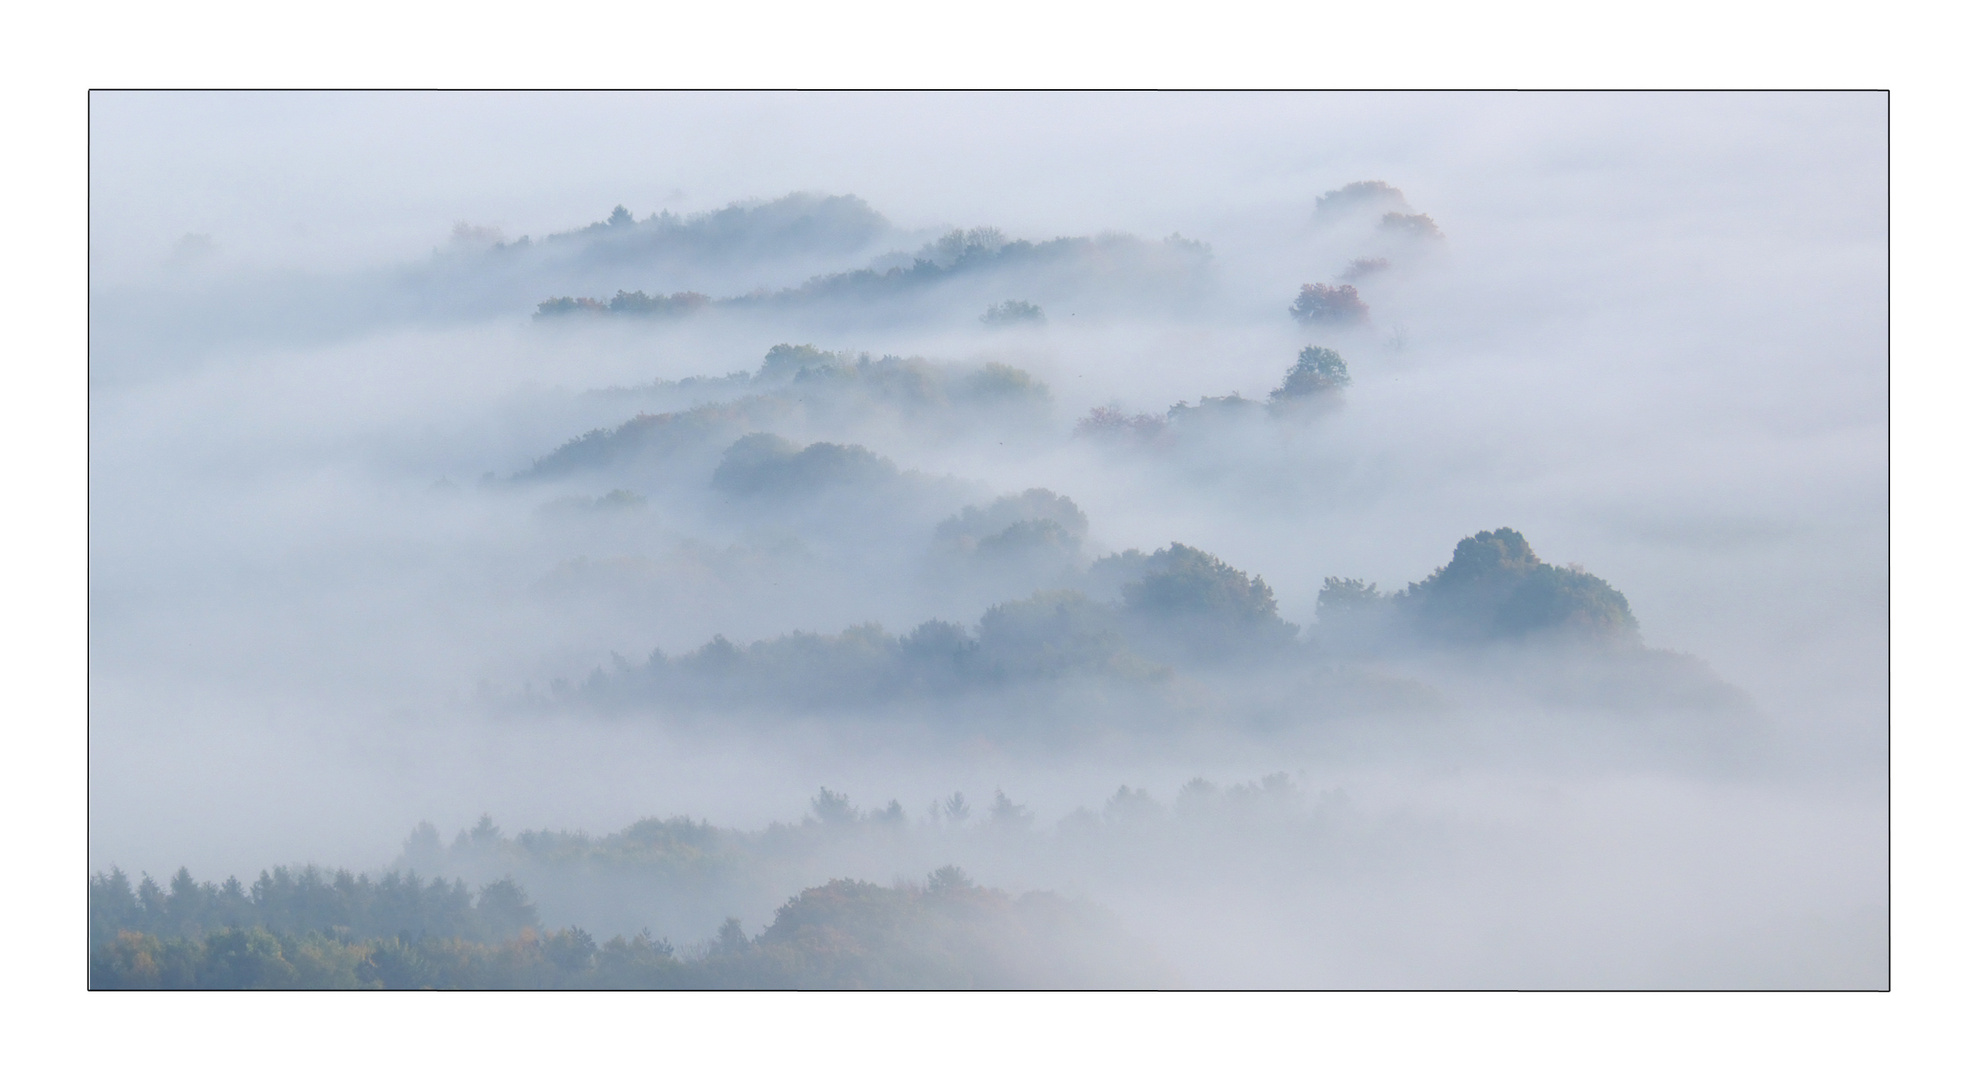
[88,863,536,950]
[534,226,1211,321]
[577,541,1295,711]
[525,194,890,268]
[519,344,1049,482]
[525,182,1436,329]
[1314,527,1637,644]
[522,341,1350,492]
[1077,345,1354,443]
[570,527,1660,716]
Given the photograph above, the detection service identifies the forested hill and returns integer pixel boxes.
[532,227,1213,321]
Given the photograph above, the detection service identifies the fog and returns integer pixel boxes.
[88,91,1886,988]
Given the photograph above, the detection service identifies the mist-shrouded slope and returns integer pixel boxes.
[90,96,1886,992]
[535,225,1216,329]
[540,515,1756,775]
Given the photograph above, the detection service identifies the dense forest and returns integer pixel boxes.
[91,864,1165,989]
[92,771,1362,988]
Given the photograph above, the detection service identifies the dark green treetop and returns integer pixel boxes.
[1398,528,1638,643]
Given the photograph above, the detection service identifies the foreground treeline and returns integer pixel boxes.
[89,865,538,946]
[91,776,1330,989]
[89,865,1166,990]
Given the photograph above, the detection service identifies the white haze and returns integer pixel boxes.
[88,91,1886,988]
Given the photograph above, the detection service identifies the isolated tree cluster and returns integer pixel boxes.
[1290,282,1370,325]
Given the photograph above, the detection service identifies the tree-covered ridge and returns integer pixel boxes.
[517,345,1050,482]
[1116,543,1299,658]
[532,226,1212,318]
[924,489,1092,591]
[712,433,901,496]
[578,591,1162,712]
[520,396,799,481]
[934,489,1089,553]
[565,526,1665,714]
[530,339,1353,495]
[573,539,1302,711]
[535,290,711,319]
[1082,345,1357,442]
[1397,528,1638,643]
[1312,528,1639,647]
[500,339,1700,725]
[528,193,891,267]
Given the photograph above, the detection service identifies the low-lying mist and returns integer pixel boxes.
[88,91,1886,989]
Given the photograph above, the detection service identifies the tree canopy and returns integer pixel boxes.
[1290,283,1369,325]
[1270,346,1352,402]
[1396,528,1638,643]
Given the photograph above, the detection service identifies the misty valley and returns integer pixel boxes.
[90,96,1888,990]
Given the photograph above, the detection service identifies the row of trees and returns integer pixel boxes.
[95,771,1343,988]
[529,224,1209,321]
[543,194,889,263]
[1316,528,1640,643]
[534,289,713,320]
[91,923,689,990]
[518,344,1049,482]
[1079,346,1354,443]
[88,865,537,950]
[92,865,1166,989]
[981,299,1045,326]
[579,539,1299,710]
[722,229,1209,311]
[572,524,1643,716]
